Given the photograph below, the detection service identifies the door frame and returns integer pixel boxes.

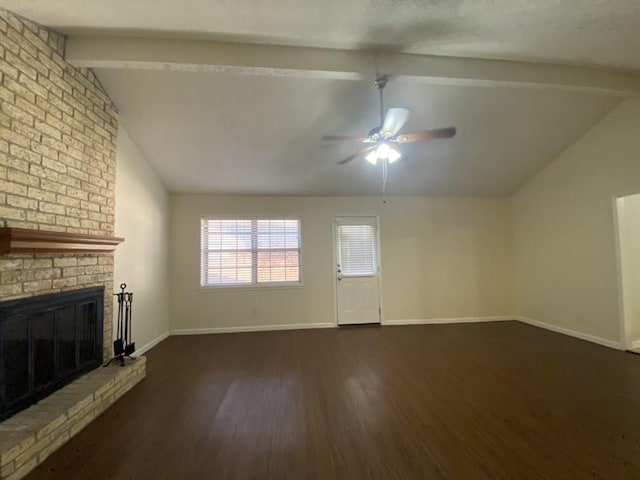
[613,196,628,348]
[332,215,384,327]
[613,193,640,350]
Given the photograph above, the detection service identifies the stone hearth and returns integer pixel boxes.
[0,358,146,480]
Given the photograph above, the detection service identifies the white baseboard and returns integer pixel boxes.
[516,316,624,350]
[149,318,626,352]
[383,316,514,326]
[135,331,170,355]
[630,340,640,350]
[171,322,335,336]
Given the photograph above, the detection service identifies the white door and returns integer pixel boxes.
[335,217,381,325]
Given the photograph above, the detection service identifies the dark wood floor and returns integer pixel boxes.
[26,321,640,480]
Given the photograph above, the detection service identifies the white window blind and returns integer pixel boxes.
[338,224,376,276]
[201,218,301,287]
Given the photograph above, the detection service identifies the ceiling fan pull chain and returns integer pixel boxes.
[381,158,388,201]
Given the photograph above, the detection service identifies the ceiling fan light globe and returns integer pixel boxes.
[387,147,402,163]
[376,143,392,160]
[365,150,379,165]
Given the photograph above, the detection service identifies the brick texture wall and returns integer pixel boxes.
[0,9,118,358]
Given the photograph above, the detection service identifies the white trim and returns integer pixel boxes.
[331,218,338,328]
[516,316,624,350]
[134,331,170,355]
[171,322,334,336]
[135,317,630,351]
[613,192,640,349]
[383,316,514,326]
[376,216,385,325]
[613,195,630,348]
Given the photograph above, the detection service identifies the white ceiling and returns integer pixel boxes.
[96,69,620,195]
[3,0,640,70]
[1,0,635,195]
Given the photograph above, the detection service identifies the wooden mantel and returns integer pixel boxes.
[0,228,124,254]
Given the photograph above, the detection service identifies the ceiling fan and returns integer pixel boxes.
[322,75,457,165]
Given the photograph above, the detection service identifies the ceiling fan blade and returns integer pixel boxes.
[381,108,411,136]
[396,127,457,143]
[337,146,375,165]
[322,135,370,142]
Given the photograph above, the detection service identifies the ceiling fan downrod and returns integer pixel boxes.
[374,74,388,127]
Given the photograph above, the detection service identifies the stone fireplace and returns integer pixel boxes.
[0,8,119,357]
[0,9,147,480]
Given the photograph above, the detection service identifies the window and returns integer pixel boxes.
[200,218,301,287]
[337,223,377,276]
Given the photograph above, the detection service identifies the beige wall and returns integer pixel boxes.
[170,195,514,331]
[114,127,170,351]
[513,98,640,345]
[618,194,640,348]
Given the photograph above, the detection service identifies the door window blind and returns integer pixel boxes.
[338,224,376,276]
[201,218,301,286]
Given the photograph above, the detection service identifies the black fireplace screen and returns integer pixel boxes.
[0,287,104,421]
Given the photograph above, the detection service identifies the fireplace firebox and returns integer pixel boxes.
[0,287,104,421]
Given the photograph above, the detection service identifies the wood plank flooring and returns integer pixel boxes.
[25,321,640,479]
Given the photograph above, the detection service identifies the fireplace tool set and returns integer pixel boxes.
[105,283,135,367]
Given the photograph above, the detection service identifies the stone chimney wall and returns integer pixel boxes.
[0,9,119,357]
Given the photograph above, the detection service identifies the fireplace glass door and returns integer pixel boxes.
[0,287,104,421]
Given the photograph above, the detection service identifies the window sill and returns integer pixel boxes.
[198,283,304,293]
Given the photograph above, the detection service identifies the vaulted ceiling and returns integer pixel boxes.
[3,0,639,195]
[94,70,620,195]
